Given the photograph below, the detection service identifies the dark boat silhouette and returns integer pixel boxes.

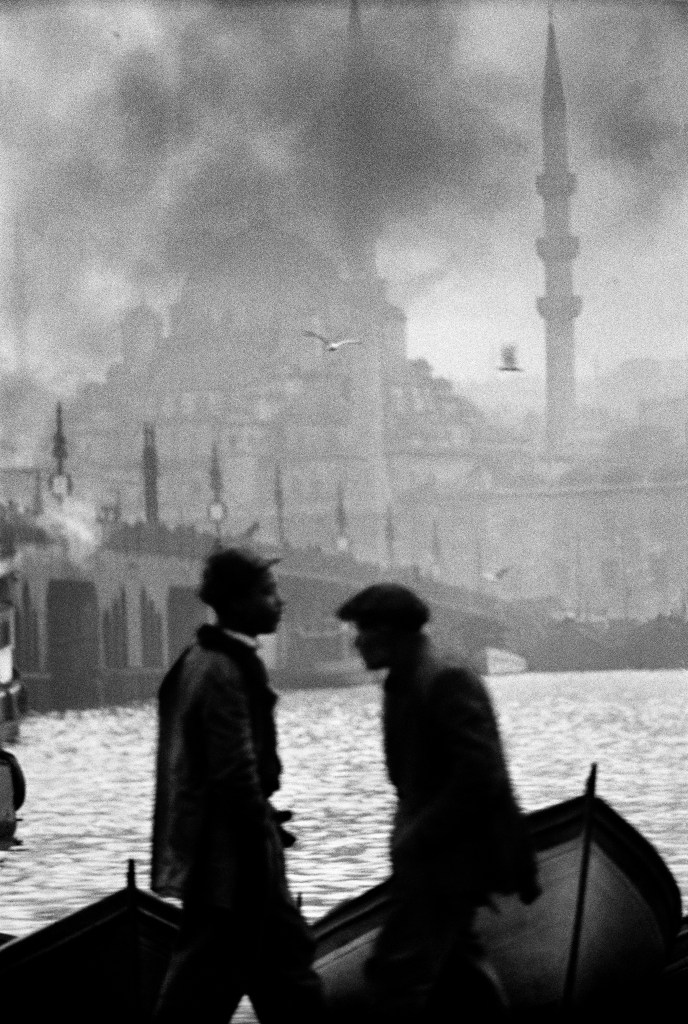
[316,770,682,1019]
[0,773,682,1022]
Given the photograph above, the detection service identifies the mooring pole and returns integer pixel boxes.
[126,859,144,1023]
[561,763,598,1013]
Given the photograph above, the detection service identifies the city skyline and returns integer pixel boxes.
[0,1,686,402]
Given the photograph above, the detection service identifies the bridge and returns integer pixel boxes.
[102,521,511,652]
[8,519,515,712]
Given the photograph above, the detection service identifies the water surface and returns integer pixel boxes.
[0,669,686,938]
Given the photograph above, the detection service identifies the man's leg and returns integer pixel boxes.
[246,873,326,1024]
[429,943,510,1024]
[152,903,246,1024]
[364,884,489,1024]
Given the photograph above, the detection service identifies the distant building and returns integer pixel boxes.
[639,391,688,449]
[66,222,480,565]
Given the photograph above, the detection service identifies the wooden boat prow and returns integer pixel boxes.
[0,863,180,1023]
[314,791,683,1017]
[0,790,682,1022]
[475,794,681,1010]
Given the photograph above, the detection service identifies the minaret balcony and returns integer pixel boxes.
[536,235,580,262]
[536,295,582,319]
[536,172,577,198]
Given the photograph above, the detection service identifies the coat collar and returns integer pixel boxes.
[221,626,259,650]
[197,623,260,659]
[196,624,277,703]
[384,633,429,692]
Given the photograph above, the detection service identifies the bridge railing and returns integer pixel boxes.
[102,523,505,622]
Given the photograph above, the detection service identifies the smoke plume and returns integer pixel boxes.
[1,0,687,399]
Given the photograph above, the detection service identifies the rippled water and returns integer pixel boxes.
[0,669,686,939]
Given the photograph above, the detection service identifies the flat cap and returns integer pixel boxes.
[337,583,430,632]
[198,546,279,610]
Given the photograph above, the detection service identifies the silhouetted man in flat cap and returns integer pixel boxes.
[151,547,324,1024]
[337,583,540,1023]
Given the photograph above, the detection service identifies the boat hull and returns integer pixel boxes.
[0,872,180,1023]
[482,646,529,675]
[0,798,682,1022]
[314,795,682,1017]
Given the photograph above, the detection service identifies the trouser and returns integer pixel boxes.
[362,881,508,1024]
[152,874,325,1024]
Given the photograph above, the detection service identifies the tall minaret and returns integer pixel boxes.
[536,11,581,456]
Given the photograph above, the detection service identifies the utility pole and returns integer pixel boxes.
[575,533,583,619]
[274,464,287,549]
[142,424,160,525]
[49,402,73,503]
[207,442,226,547]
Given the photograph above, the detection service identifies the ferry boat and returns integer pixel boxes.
[482,646,529,676]
[261,624,372,690]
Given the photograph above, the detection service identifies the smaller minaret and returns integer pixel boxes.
[142,424,159,525]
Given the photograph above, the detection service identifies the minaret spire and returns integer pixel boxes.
[536,13,581,457]
[543,8,566,121]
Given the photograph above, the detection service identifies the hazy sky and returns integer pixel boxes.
[0,0,687,393]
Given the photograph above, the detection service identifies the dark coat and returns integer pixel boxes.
[150,624,282,907]
[383,634,539,905]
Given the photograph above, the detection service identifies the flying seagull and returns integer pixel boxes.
[303,331,362,352]
[483,566,511,583]
[499,344,524,372]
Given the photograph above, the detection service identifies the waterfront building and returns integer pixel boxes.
[4,7,685,625]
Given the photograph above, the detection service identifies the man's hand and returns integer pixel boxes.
[272,807,297,848]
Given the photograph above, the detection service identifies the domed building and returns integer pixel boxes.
[62,3,488,566]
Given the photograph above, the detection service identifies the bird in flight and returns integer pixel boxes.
[499,344,523,372]
[483,566,511,583]
[303,331,362,352]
